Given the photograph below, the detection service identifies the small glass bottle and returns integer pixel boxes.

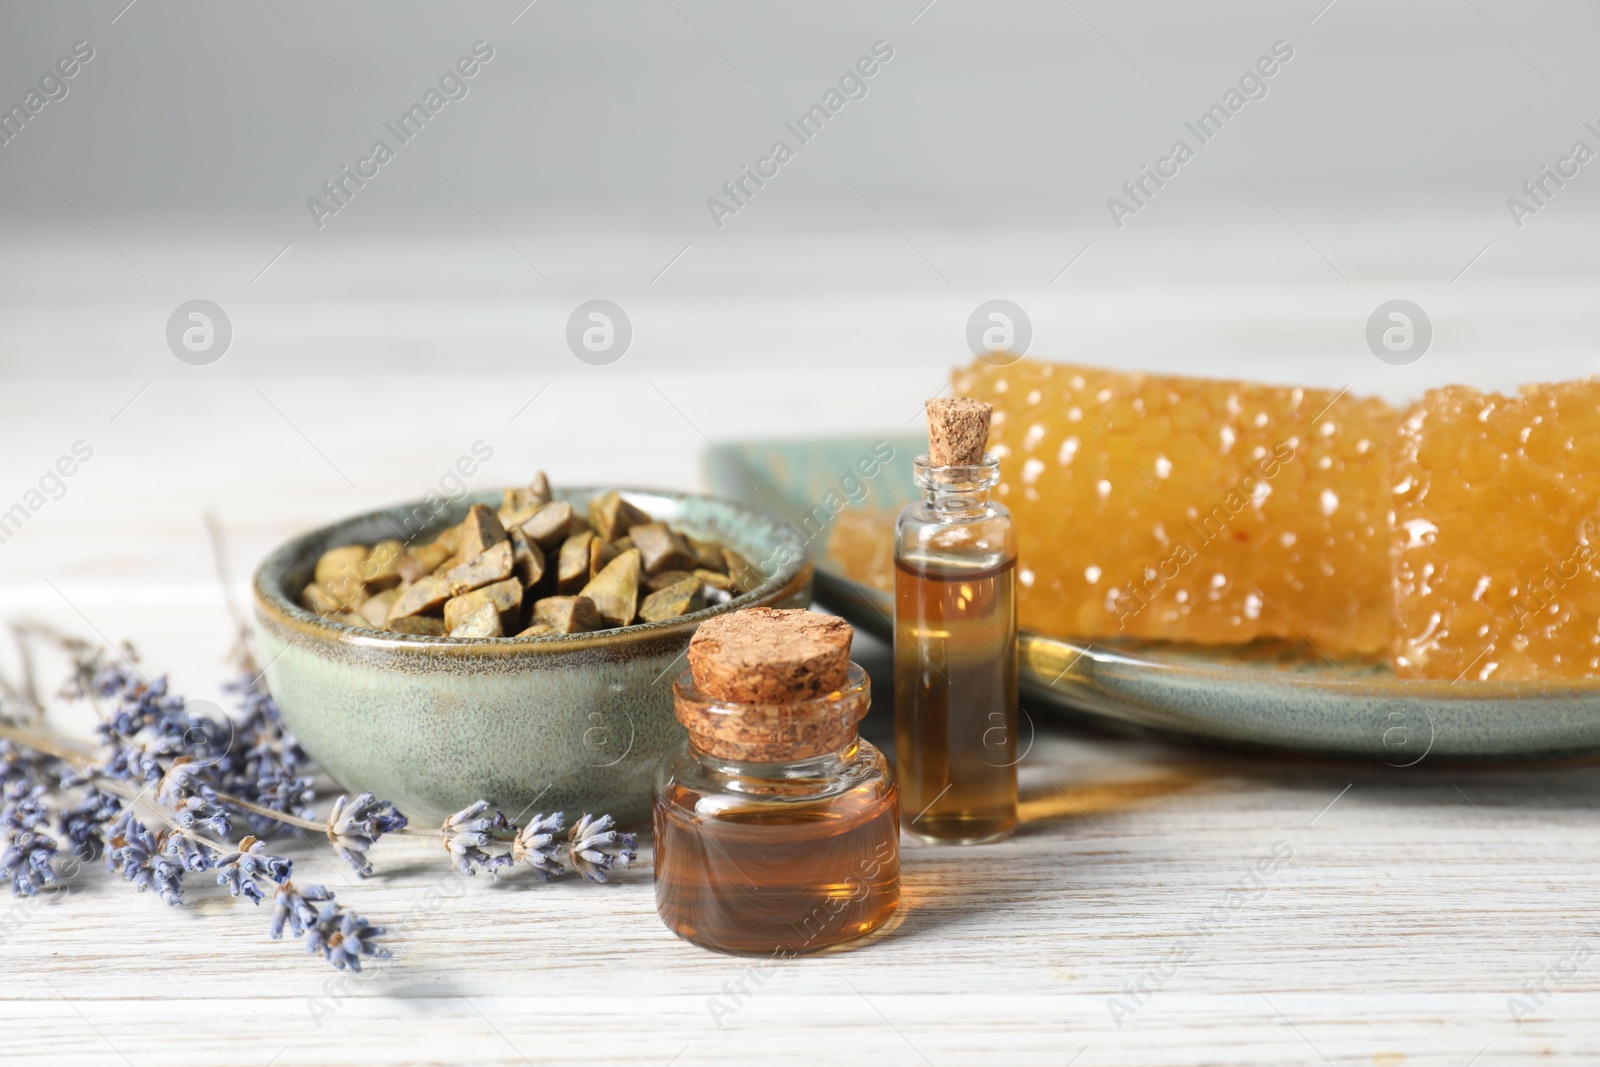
[654,610,900,955]
[894,399,1019,845]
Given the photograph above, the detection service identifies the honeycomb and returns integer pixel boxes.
[1392,380,1600,680]
[952,359,1396,655]
[825,508,897,594]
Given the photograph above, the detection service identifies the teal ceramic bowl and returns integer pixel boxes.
[252,488,811,825]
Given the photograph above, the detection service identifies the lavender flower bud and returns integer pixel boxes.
[164,834,216,873]
[1,783,62,897]
[309,902,390,972]
[325,792,408,878]
[271,881,332,940]
[510,812,565,880]
[170,794,232,839]
[565,814,637,883]
[109,819,184,906]
[59,787,118,863]
[0,741,40,792]
[215,837,291,905]
[440,801,502,876]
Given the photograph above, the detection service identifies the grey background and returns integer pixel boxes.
[2,0,1593,213]
[0,1,1594,391]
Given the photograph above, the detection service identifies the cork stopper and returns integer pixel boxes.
[678,607,864,761]
[926,397,993,466]
[687,607,852,703]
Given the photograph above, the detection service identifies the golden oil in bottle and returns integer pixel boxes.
[893,400,1019,844]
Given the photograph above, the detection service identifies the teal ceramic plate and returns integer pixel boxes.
[709,436,1600,762]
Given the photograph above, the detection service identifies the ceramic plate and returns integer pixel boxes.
[708,436,1600,762]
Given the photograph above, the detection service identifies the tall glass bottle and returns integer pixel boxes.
[893,452,1019,844]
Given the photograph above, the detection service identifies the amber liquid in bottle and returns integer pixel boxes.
[653,751,900,955]
[894,555,1018,844]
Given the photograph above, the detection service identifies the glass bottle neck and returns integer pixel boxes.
[913,454,999,518]
[689,737,859,777]
[672,662,872,774]
[922,483,993,516]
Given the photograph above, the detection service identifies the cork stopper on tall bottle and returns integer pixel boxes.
[925,397,994,466]
[678,607,865,761]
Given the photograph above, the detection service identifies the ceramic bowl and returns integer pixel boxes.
[252,487,811,825]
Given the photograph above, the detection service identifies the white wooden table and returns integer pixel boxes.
[4,220,1600,1064]
[6,642,1599,1066]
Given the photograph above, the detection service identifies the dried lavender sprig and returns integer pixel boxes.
[434,804,636,883]
[3,713,637,888]
[272,881,389,972]
[308,901,389,972]
[71,764,289,914]
[7,630,635,884]
[0,782,61,896]
[97,774,293,915]
[0,628,385,970]
[221,673,315,835]
[0,625,636,981]
[1,716,333,896]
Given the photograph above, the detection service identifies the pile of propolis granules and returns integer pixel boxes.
[300,476,757,639]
